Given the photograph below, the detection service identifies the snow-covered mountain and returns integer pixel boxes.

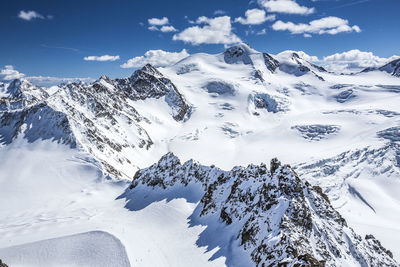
[1,64,191,179]
[123,153,397,266]
[362,58,400,77]
[0,79,48,111]
[1,43,400,267]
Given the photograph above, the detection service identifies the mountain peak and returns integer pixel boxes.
[379,58,400,76]
[136,63,163,78]
[125,154,398,266]
[223,43,258,65]
[361,57,400,76]
[3,78,48,107]
[98,74,110,81]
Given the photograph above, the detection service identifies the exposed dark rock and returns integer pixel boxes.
[224,44,253,65]
[0,259,8,267]
[335,89,356,103]
[123,153,399,266]
[116,64,192,121]
[377,127,400,142]
[270,158,281,174]
[263,53,280,73]
[291,125,341,141]
[249,93,289,113]
[362,58,400,77]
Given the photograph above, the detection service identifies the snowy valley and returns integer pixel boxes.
[1,43,400,266]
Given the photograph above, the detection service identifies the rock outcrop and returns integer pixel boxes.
[125,153,398,267]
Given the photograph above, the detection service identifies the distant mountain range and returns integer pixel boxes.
[1,43,400,266]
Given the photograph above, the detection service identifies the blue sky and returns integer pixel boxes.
[0,0,399,83]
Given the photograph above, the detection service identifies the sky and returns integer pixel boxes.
[0,0,399,84]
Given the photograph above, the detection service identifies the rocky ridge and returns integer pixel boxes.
[362,58,400,77]
[0,64,191,179]
[223,44,328,82]
[125,153,398,267]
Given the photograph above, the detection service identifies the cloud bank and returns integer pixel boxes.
[0,65,93,86]
[121,49,190,68]
[272,16,361,36]
[322,49,399,73]
[0,65,25,80]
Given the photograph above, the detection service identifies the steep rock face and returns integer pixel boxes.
[223,44,254,65]
[116,64,192,121]
[0,79,49,112]
[48,77,153,179]
[6,79,49,101]
[0,65,191,179]
[277,52,326,80]
[0,102,76,146]
[362,58,400,77]
[125,153,398,267]
[263,53,280,73]
[379,58,400,77]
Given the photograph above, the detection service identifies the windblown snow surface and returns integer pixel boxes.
[1,44,400,266]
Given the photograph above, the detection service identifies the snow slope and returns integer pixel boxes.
[123,152,397,266]
[0,231,130,267]
[0,139,225,267]
[1,43,400,266]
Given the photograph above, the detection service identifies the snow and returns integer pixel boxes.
[0,139,225,267]
[0,231,131,267]
[1,43,400,265]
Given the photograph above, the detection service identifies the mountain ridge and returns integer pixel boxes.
[123,152,398,266]
[1,44,400,264]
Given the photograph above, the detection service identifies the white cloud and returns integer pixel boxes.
[148,25,159,31]
[83,55,120,62]
[259,0,315,15]
[214,10,226,15]
[173,16,241,45]
[149,25,177,32]
[256,28,267,35]
[147,17,177,32]
[272,16,361,36]
[322,49,399,73]
[18,10,44,21]
[0,65,25,80]
[148,17,169,26]
[18,10,52,21]
[27,76,94,86]
[160,25,177,32]
[0,65,93,86]
[120,49,190,68]
[235,8,275,25]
